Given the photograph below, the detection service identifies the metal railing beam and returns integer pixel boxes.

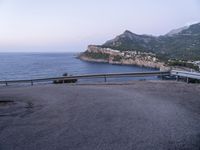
[0,71,170,85]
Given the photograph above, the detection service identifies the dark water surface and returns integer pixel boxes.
[0,53,158,81]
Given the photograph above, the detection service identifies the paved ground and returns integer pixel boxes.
[0,81,200,150]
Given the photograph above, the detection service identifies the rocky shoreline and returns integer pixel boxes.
[79,45,170,71]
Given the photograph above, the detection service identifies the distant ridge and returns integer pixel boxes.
[166,26,189,36]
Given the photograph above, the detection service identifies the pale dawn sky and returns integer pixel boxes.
[0,0,199,52]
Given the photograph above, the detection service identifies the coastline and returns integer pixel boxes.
[77,53,171,71]
[79,54,160,70]
[78,45,170,71]
[79,45,200,72]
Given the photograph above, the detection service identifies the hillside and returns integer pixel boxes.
[101,23,200,61]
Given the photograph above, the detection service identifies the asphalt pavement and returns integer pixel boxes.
[0,81,200,150]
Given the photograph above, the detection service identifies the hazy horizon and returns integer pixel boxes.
[0,0,200,52]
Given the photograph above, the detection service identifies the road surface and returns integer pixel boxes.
[0,81,200,150]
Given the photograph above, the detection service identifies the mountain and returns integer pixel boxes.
[101,23,200,61]
[102,30,157,53]
[166,26,189,36]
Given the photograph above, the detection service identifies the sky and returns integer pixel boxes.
[0,0,199,52]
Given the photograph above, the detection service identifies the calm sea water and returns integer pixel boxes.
[0,53,158,82]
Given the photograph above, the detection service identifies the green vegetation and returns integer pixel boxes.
[84,51,109,60]
[112,55,122,62]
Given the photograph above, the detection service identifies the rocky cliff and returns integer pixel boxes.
[79,45,167,70]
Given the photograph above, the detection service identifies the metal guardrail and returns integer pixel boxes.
[0,71,170,86]
[171,70,200,80]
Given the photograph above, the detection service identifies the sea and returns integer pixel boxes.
[0,53,158,82]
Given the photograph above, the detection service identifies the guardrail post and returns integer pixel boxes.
[104,75,107,82]
[161,75,163,80]
[186,77,189,84]
[176,76,179,81]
